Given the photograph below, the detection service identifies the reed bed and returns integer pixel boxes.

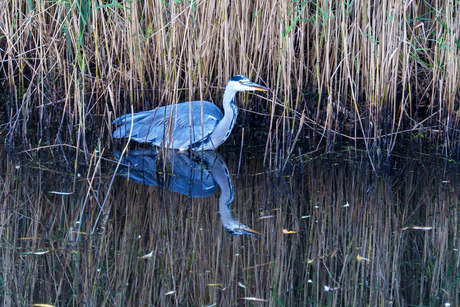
[0,145,458,305]
[1,0,459,157]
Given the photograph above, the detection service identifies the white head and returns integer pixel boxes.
[227,75,268,92]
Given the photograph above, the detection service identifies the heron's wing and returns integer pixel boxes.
[113,108,162,141]
[113,101,223,149]
[151,101,223,149]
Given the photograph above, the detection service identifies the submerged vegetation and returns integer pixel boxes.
[0,0,459,159]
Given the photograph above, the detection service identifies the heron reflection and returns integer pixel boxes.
[114,149,259,236]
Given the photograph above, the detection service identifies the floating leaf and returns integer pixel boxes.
[259,215,275,219]
[23,250,49,255]
[139,251,154,259]
[32,251,49,255]
[49,191,74,195]
[240,297,268,302]
[243,261,275,271]
[207,283,223,287]
[401,226,433,231]
[357,255,370,262]
[71,231,87,235]
[324,285,340,291]
[31,304,56,307]
[282,229,296,234]
[19,237,38,240]
[238,282,247,289]
[165,290,175,296]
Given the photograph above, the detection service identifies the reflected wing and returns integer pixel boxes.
[113,101,222,149]
[114,150,219,197]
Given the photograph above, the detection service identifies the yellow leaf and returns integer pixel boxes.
[357,255,370,262]
[282,229,296,234]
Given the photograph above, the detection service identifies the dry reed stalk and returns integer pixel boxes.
[0,0,459,158]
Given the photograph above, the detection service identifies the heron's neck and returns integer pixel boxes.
[217,171,249,234]
[213,162,239,232]
[209,89,238,148]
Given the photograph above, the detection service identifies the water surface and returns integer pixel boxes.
[0,143,458,306]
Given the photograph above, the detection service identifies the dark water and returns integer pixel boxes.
[0,141,459,306]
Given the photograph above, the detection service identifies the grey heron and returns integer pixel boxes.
[112,75,267,150]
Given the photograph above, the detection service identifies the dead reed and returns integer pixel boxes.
[0,0,459,157]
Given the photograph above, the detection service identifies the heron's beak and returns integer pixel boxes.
[243,81,268,92]
[242,227,261,236]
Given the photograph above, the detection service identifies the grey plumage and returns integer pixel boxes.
[113,101,222,150]
[112,75,267,151]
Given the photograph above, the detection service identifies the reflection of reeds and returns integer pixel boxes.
[1,1,459,154]
[1,147,458,305]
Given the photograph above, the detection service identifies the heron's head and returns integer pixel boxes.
[226,225,261,236]
[229,75,268,92]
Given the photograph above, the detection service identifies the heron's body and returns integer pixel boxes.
[112,75,267,150]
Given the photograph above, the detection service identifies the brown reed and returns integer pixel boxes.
[0,0,459,157]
